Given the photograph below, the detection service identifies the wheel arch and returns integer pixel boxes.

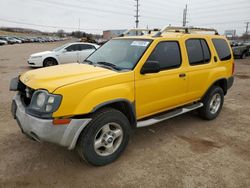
[91,99,137,128]
[202,78,228,100]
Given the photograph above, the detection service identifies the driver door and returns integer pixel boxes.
[58,44,79,64]
[135,41,188,119]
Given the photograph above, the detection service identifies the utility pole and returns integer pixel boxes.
[182,4,188,27]
[135,0,140,29]
[245,22,249,34]
[245,22,249,41]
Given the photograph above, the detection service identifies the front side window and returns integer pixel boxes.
[66,44,79,52]
[186,39,211,65]
[147,41,181,70]
[85,39,151,70]
[212,39,232,61]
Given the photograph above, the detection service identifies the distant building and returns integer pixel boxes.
[224,30,236,38]
[103,30,126,40]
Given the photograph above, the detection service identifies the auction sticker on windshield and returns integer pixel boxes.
[131,41,149,47]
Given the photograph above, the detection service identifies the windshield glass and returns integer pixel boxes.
[85,39,151,70]
[53,43,69,52]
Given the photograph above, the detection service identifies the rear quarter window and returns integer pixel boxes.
[212,39,232,61]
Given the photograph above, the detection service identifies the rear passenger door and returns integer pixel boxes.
[135,41,188,119]
[185,38,213,101]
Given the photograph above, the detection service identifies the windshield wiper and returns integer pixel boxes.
[96,61,122,71]
[83,59,94,64]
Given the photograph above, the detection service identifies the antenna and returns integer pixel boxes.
[135,0,140,28]
[78,18,80,32]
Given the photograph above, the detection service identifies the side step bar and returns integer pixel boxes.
[137,103,203,128]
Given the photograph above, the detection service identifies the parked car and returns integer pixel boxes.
[0,39,7,45]
[10,26,234,166]
[0,36,16,44]
[243,42,250,56]
[230,41,248,59]
[27,42,99,67]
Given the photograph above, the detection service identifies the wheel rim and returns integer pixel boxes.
[45,61,55,66]
[94,122,123,156]
[209,93,221,114]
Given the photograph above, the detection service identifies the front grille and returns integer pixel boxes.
[18,81,34,106]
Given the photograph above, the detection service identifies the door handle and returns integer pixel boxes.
[179,73,186,78]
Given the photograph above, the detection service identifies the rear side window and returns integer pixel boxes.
[186,39,211,65]
[212,39,231,61]
[147,41,181,70]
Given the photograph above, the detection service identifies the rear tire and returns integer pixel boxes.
[77,108,131,166]
[199,86,224,120]
[43,58,57,67]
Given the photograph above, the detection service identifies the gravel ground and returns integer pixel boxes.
[0,42,250,188]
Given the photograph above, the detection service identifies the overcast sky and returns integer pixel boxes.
[0,0,249,35]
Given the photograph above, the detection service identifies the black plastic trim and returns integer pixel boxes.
[227,76,234,90]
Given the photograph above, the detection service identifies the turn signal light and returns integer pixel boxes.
[52,119,71,125]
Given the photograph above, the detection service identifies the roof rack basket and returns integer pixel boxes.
[120,28,160,37]
[154,26,219,37]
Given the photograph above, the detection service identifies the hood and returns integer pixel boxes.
[31,51,52,57]
[20,63,117,93]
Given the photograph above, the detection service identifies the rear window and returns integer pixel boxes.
[212,39,232,61]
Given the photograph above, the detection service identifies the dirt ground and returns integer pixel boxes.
[0,41,250,188]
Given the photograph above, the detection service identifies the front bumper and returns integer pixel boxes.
[12,93,91,150]
[27,58,43,67]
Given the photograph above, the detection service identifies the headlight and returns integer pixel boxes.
[27,90,62,118]
[36,92,46,107]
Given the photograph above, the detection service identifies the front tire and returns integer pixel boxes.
[77,108,131,166]
[43,58,57,67]
[199,86,224,120]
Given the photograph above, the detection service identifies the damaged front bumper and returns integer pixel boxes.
[12,93,91,150]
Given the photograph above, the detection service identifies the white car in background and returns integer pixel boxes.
[0,39,8,45]
[27,42,99,67]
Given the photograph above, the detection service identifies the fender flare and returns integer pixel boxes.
[91,98,137,128]
[201,78,228,100]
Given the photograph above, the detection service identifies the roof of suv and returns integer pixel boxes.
[117,26,224,40]
[119,32,225,40]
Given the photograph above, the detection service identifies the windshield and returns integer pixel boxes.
[85,39,151,70]
[53,43,69,52]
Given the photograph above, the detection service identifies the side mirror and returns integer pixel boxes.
[141,61,160,74]
[62,49,67,53]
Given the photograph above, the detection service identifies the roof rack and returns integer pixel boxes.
[120,28,160,37]
[153,26,219,37]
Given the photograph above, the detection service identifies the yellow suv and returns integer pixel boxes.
[10,26,234,166]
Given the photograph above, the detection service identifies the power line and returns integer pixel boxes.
[0,18,107,31]
[190,3,250,13]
